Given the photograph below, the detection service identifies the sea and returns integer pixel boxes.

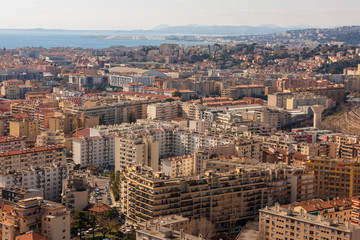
[0,30,209,49]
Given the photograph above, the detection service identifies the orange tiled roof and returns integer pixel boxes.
[0,145,64,157]
[88,203,111,213]
[15,232,48,240]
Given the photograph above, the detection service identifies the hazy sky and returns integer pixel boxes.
[1,0,360,30]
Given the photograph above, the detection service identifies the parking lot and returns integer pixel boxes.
[88,176,113,206]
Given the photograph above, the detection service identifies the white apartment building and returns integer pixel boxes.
[174,130,233,156]
[0,163,72,202]
[110,75,153,87]
[73,128,115,168]
[115,135,159,171]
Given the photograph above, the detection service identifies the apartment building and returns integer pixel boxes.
[259,203,360,240]
[0,113,15,136]
[205,159,314,203]
[147,102,180,121]
[1,187,43,202]
[306,156,360,199]
[0,145,66,172]
[243,107,291,129]
[179,103,205,120]
[0,136,25,152]
[234,138,262,160]
[345,77,360,93]
[48,113,99,134]
[9,118,39,142]
[351,197,360,226]
[68,74,108,88]
[160,151,208,177]
[286,198,353,223]
[138,215,191,233]
[66,101,154,125]
[221,84,265,99]
[36,131,65,147]
[0,163,71,202]
[110,75,153,87]
[136,224,201,240]
[268,92,294,108]
[115,135,159,170]
[62,175,89,211]
[0,197,70,240]
[120,165,296,232]
[286,93,328,110]
[1,79,23,99]
[73,128,115,168]
[136,225,201,240]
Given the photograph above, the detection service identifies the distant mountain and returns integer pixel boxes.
[0,25,306,36]
[149,25,300,36]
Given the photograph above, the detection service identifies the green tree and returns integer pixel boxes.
[127,112,136,123]
[99,114,106,125]
[110,171,121,201]
[172,91,182,98]
[71,211,90,240]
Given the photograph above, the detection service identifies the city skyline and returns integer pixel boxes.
[1,0,360,30]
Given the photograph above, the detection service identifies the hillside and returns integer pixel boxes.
[321,104,360,135]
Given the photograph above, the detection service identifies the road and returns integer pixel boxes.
[88,176,114,206]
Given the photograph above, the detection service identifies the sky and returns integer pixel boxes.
[1,0,360,30]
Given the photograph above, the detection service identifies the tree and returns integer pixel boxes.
[110,171,121,201]
[127,112,136,123]
[165,98,175,102]
[73,164,81,170]
[71,211,90,240]
[97,216,118,238]
[87,213,97,239]
[172,91,182,98]
[99,114,106,125]
[188,217,216,240]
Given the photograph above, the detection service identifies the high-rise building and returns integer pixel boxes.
[259,203,360,240]
[73,128,115,168]
[9,118,39,142]
[0,163,72,202]
[115,135,159,170]
[306,156,360,199]
[120,164,303,232]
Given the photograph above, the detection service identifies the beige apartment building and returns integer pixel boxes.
[115,135,159,170]
[160,150,209,177]
[205,160,315,203]
[259,203,360,240]
[221,84,265,99]
[36,130,65,147]
[179,102,205,120]
[120,164,301,232]
[285,198,353,223]
[1,79,23,99]
[286,93,328,110]
[147,102,180,121]
[0,197,70,240]
[0,136,25,152]
[0,145,66,172]
[9,118,39,142]
[268,92,294,108]
[243,107,291,129]
[62,175,89,211]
